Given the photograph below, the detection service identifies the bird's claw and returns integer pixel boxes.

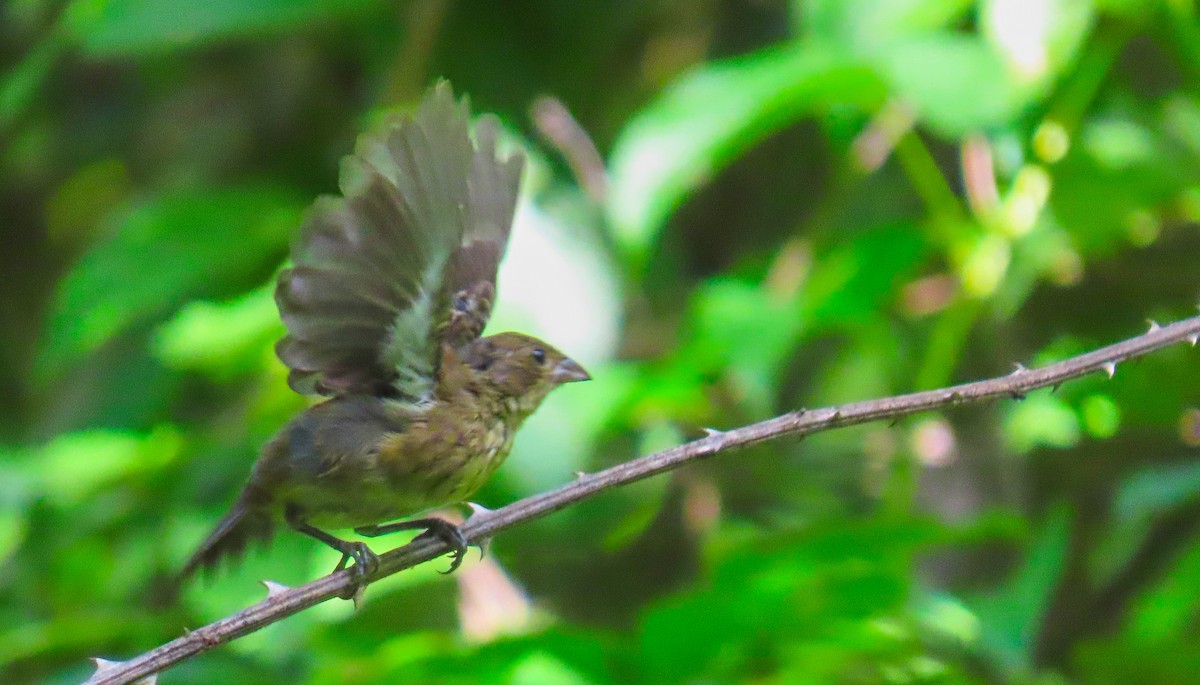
[353,515,477,574]
[334,541,379,600]
[460,503,492,561]
[414,520,470,574]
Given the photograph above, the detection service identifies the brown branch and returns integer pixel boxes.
[87,314,1200,685]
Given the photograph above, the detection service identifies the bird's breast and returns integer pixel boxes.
[372,406,519,507]
[440,415,515,500]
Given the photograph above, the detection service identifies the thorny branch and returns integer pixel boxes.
[87,314,1200,685]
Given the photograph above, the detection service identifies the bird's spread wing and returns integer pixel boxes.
[275,82,524,400]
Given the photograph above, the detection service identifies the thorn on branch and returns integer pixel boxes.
[1009,362,1028,375]
[1102,361,1117,379]
[89,657,157,685]
[703,428,730,451]
[464,502,493,518]
[90,658,122,675]
[1148,319,1162,333]
[260,580,291,599]
[1188,333,1198,347]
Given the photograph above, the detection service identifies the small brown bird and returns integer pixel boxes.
[180,83,589,586]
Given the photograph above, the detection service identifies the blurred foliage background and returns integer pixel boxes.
[4,0,1200,683]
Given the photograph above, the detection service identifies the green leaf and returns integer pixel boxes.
[508,653,594,685]
[0,30,66,132]
[1080,393,1120,438]
[804,223,927,328]
[153,282,281,380]
[881,34,1025,137]
[690,277,803,373]
[37,185,300,380]
[65,0,380,56]
[639,519,935,683]
[876,0,1094,138]
[30,427,182,506]
[607,43,883,271]
[981,0,1095,86]
[1053,115,1193,254]
[1090,461,1200,589]
[0,511,25,567]
[1124,539,1200,644]
[1003,393,1081,453]
[802,0,974,49]
[1116,461,1200,522]
[971,505,1071,672]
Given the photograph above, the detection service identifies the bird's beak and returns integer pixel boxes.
[551,358,591,384]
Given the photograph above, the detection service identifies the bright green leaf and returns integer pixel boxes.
[66,0,379,56]
[1124,539,1200,644]
[801,0,974,50]
[154,282,280,380]
[32,427,182,506]
[881,33,1025,136]
[1003,394,1081,453]
[37,185,300,380]
[1081,393,1120,438]
[0,512,25,566]
[1116,461,1200,521]
[608,43,883,270]
[805,223,928,327]
[982,0,1095,85]
[508,652,594,685]
[971,505,1071,671]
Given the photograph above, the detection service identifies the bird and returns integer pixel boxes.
[178,82,590,589]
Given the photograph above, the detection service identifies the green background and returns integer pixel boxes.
[4,0,1200,683]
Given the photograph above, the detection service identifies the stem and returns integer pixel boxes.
[87,314,1200,685]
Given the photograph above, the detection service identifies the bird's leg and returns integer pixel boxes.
[354,517,469,574]
[284,504,379,598]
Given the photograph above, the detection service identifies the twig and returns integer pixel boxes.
[851,100,915,173]
[530,95,608,203]
[961,134,1000,217]
[86,314,1200,685]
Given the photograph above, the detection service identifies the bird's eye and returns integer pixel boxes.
[531,348,546,364]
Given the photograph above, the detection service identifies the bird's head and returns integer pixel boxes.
[451,332,589,415]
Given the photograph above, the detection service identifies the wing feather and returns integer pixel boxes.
[275,82,523,400]
[437,115,526,346]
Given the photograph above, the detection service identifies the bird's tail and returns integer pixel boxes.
[178,488,275,582]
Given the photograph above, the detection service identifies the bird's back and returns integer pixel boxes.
[249,396,424,528]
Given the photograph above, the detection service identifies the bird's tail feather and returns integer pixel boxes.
[178,490,274,582]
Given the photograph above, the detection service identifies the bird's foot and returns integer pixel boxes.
[414,519,470,574]
[356,517,469,574]
[332,541,379,600]
[284,505,380,601]
[333,540,380,574]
